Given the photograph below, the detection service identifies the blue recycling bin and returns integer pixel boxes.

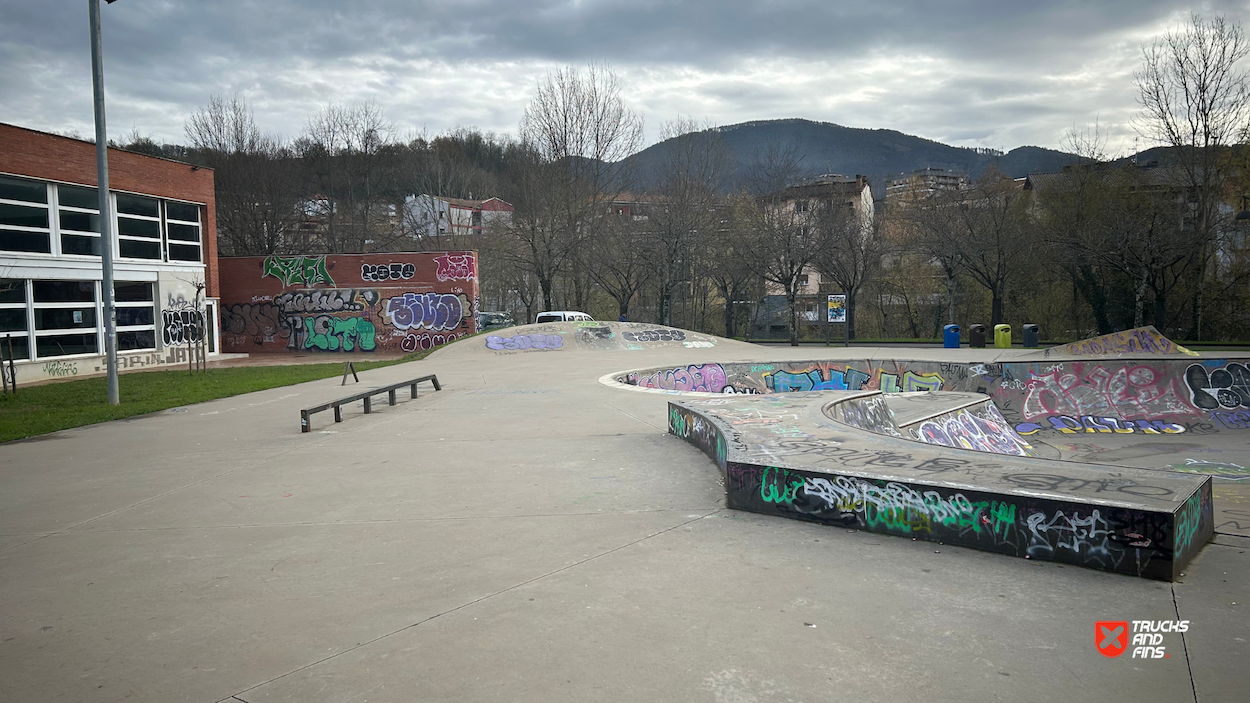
[943,324,961,349]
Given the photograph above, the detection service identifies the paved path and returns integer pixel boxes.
[0,327,1245,702]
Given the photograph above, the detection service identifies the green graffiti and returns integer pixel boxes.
[263,255,335,287]
[304,316,376,352]
[715,434,727,468]
[988,501,1017,539]
[760,466,804,505]
[1174,490,1204,556]
[669,407,689,438]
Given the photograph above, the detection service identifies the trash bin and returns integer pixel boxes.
[994,324,1012,349]
[969,324,987,348]
[1022,323,1040,349]
[943,324,961,349]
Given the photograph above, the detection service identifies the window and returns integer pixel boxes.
[33,280,98,358]
[114,281,156,351]
[0,175,51,253]
[0,279,30,361]
[165,200,202,262]
[116,193,162,260]
[57,184,102,257]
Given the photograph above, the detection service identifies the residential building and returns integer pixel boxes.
[0,123,221,383]
[886,167,969,202]
[403,195,514,241]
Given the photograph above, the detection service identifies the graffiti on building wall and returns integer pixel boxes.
[433,254,476,282]
[385,293,465,331]
[361,262,416,282]
[44,360,78,377]
[274,288,379,314]
[400,332,465,352]
[303,315,376,351]
[162,309,205,346]
[1186,363,1250,410]
[262,255,335,287]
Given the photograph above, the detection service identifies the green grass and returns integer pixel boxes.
[0,350,433,443]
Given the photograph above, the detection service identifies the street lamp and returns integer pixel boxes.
[90,0,120,405]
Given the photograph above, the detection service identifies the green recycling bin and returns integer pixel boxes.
[993,324,1011,349]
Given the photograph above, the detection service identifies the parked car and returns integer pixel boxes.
[534,311,594,323]
[477,311,514,330]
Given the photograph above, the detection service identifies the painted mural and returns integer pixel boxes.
[219,251,479,354]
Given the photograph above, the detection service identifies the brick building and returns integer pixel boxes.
[0,123,221,383]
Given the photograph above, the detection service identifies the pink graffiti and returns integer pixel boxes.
[1018,363,1200,421]
[434,254,477,282]
[635,364,729,393]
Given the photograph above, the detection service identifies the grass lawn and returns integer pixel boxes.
[0,351,431,443]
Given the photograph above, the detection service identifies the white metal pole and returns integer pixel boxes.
[90,0,120,405]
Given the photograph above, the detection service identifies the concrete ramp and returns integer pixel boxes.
[1034,326,1197,359]
[669,393,1214,581]
[474,321,731,356]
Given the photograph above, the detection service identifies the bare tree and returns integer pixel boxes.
[587,208,653,320]
[185,95,301,255]
[1136,14,1250,338]
[506,64,644,311]
[813,181,882,339]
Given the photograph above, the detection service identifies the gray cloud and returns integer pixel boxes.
[2,1,1246,152]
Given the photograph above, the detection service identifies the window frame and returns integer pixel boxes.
[31,279,101,360]
[0,176,53,254]
[163,199,202,262]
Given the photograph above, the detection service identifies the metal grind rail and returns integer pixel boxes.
[300,374,441,432]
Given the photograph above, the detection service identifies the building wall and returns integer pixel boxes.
[219,251,479,354]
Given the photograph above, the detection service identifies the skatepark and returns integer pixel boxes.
[1,322,1246,702]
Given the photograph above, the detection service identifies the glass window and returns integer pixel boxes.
[1,336,30,361]
[58,185,99,210]
[117,216,161,238]
[118,330,155,351]
[167,243,201,262]
[61,234,101,256]
[166,201,199,222]
[120,239,161,259]
[0,229,51,253]
[166,223,199,242]
[35,307,96,331]
[0,202,50,229]
[115,194,159,217]
[0,176,47,204]
[0,279,25,304]
[114,281,153,302]
[36,334,97,357]
[59,210,100,233]
[0,308,25,332]
[115,307,154,326]
[34,280,95,303]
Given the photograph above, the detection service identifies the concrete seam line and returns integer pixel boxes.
[1171,584,1198,703]
[228,508,724,699]
[602,401,666,431]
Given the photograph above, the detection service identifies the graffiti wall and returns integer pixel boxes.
[218,252,478,353]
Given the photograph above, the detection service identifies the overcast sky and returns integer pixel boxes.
[2,1,1247,154]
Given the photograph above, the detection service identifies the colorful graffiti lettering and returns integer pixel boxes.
[1020,364,1200,421]
[765,366,871,393]
[275,289,378,314]
[303,316,376,351]
[361,262,416,282]
[635,364,729,393]
[913,406,1033,456]
[878,370,943,393]
[262,255,334,287]
[1015,415,1185,435]
[1185,363,1250,410]
[385,293,464,331]
[1048,326,1196,357]
[832,395,902,437]
[433,254,477,282]
[1211,410,1250,429]
[485,334,564,351]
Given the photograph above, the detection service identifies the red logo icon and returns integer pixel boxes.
[1096,621,1129,657]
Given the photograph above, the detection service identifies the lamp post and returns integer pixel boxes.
[90,0,119,405]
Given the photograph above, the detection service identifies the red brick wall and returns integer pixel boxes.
[219,252,479,354]
[0,123,220,298]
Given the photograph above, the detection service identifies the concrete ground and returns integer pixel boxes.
[0,332,1246,702]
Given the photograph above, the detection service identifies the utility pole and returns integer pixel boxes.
[90,0,120,405]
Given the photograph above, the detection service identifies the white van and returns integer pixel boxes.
[534,311,594,323]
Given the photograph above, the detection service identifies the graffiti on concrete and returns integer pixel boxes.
[433,254,477,282]
[634,364,729,393]
[1168,458,1250,480]
[1211,410,1250,429]
[878,370,943,393]
[361,262,416,282]
[621,329,686,343]
[43,360,78,377]
[829,395,902,437]
[1046,326,1196,357]
[1015,415,1185,435]
[765,366,871,393]
[485,334,564,351]
[1019,364,1200,422]
[162,309,205,346]
[386,293,465,332]
[913,405,1034,456]
[262,255,334,287]
[1185,363,1250,410]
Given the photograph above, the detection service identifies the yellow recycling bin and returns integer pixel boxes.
[993,324,1012,349]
